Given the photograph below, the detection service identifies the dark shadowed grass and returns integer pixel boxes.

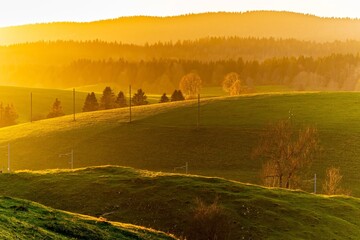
[0,166,359,239]
[0,195,176,239]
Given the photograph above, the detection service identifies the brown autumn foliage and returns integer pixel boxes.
[179,72,202,99]
[222,72,246,96]
[322,167,351,195]
[186,198,230,240]
[254,120,320,189]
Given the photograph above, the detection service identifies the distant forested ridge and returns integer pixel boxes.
[2,38,360,65]
[2,11,360,45]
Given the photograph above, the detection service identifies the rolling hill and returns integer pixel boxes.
[0,195,175,239]
[0,166,359,239]
[0,86,164,123]
[0,92,359,196]
[1,11,360,45]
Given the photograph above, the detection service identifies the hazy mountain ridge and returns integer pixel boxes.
[2,11,360,45]
[2,38,360,65]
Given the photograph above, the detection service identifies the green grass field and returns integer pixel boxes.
[0,195,175,239]
[0,86,163,123]
[0,85,291,123]
[0,92,359,195]
[0,86,90,122]
[0,166,359,239]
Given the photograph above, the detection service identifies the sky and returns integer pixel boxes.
[0,0,358,28]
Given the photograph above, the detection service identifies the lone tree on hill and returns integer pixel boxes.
[253,120,320,189]
[179,72,202,99]
[47,98,65,118]
[100,87,116,110]
[132,89,148,106]
[222,72,244,96]
[115,91,127,108]
[0,103,18,127]
[159,93,169,103]
[171,90,185,102]
[83,92,99,112]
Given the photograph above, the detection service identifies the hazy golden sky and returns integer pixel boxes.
[0,0,357,27]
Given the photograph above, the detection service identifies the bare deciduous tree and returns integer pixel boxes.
[322,167,350,195]
[253,120,320,189]
[222,72,244,96]
[179,72,202,99]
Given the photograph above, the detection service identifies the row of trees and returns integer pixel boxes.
[83,87,188,113]
[83,87,128,112]
[4,38,360,66]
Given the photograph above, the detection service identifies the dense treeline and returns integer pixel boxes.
[2,38,360,66]
[2,54,359,92]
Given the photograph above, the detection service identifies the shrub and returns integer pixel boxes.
[186,198,230,240]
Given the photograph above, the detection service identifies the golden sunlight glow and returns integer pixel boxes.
[0,0,358,27]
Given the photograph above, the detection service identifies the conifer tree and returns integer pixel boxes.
[100,87,116,109]
[0,103,18,127]
[115,91,127,108]
[47,98,65,118]
[83,92,99,112]
[171,90,185,101]
[132,89,148,106]
[159,93,169,103]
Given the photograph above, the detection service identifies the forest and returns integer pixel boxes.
[1,52,359,93]
[2,38,360,65]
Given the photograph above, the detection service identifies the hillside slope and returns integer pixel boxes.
[0,92,359,195]
[1,11,360,45]
[0,195,175,239]
[0,166,359,239]
[0,86,162,123]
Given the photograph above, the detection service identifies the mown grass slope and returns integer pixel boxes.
[0,92,359,195]
[0,195,175,239]
[0,166,359,239]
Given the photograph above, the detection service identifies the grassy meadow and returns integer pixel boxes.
[0,86,163,123]
[0,85,291,123]
[0,166,359,239]
[0,195,175,239]
[0,91,359,196]
[0,85,292,123]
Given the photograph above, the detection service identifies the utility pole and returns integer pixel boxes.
[30,92,33,123]
[314,174,317,194]
[70,149,74,169]
[185,162,188,174]
[59,149,74,169]
[73,88,76,121]
[197,94,200,128]
[129,85,132,123]
[7,143,10,173]
[0,143,11,172]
